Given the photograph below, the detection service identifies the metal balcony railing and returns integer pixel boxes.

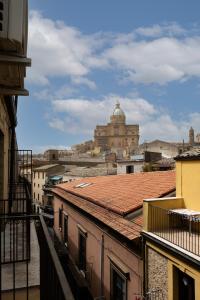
[0,150,74,300]
[149,205,200,256]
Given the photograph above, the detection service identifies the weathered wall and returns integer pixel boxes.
[146,246,168,300]
[54,196,143,299]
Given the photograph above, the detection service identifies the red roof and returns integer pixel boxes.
[53,188,141,240]
[56,171,175,216]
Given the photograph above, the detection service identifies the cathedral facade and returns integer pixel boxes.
[94,102,139,156]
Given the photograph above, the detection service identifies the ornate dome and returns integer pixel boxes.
[110,101,126,124]
[113,102,125,116]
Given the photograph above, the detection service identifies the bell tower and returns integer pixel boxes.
[189,127,194,145]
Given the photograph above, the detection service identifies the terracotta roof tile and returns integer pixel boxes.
[57,171,175,216]
[53,171,175,241]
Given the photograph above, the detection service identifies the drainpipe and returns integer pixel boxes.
[100,234,104,298]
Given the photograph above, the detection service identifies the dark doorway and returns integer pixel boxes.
[126,165,134,174]
[175,268,195,300]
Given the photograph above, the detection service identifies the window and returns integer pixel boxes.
[110,264,127,300]
[59,205,63,230]
[38,184,40,188]
[126,165,134,174]
[38,194,40,201]
[63,214,68,245]
[38,172,40,179]
[78,228,87,272]
[34,183,35,187]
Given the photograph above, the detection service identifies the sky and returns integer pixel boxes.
[17,0,200,153]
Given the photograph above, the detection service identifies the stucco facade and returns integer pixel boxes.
[143,149,200,299]
[33,164,65,207]
[54,197,143,299]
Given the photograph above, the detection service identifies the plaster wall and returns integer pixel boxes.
[54,196,142,299]
[176,160,200,210]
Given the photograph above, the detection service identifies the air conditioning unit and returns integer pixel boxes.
[0,0,28,55]
[0,0,31,95]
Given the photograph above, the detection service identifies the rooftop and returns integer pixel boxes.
[56,171,175,216]
[33,164,59,171]
[175,147,200,160]
[53,171,175,241]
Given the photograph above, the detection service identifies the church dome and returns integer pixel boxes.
[110,101,126,124]
[113,102,125,116]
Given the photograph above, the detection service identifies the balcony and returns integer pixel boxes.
[0,150,74,300]
[143,197,200,258]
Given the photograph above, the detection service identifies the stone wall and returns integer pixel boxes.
[146,246,168,300]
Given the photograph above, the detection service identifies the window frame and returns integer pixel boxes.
[110,262,128,300]
[63,213,68,246]
[78,227,87,273]
[59,205,63,230]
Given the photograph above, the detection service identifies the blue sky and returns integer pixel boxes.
[17,0,200,153]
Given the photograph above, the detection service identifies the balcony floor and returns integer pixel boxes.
[1,222,40,290]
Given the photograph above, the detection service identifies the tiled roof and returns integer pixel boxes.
[56,171,175,216]
[53,188,142,241]
[175,147,200,160]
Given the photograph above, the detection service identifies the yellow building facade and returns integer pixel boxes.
[143,148,200,300]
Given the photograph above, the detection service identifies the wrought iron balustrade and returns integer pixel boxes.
[150,205,200,256]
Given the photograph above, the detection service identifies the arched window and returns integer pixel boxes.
[0,12,3,21]
[0,2,3,10]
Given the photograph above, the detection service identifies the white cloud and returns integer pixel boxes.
[27,11,106,87]
[27,13,200,87]
[103,36,200,84]
[48,118,65,132]
[135,23,186,38]
[50,95,156,137]
[48,95,200,144]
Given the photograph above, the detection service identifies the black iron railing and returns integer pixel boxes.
[36,216,75,300]
[0,149,74,300]
[150,205,200,256]
[0,214,75,300]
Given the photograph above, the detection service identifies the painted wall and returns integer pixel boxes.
[33,171,46,205]
[54,197,143,299]
[176,160,200,210]
[146,242,200,300]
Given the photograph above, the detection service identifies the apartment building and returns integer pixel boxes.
[143,148,200,300]
[33,164,65,208]
[52,171,175,300]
